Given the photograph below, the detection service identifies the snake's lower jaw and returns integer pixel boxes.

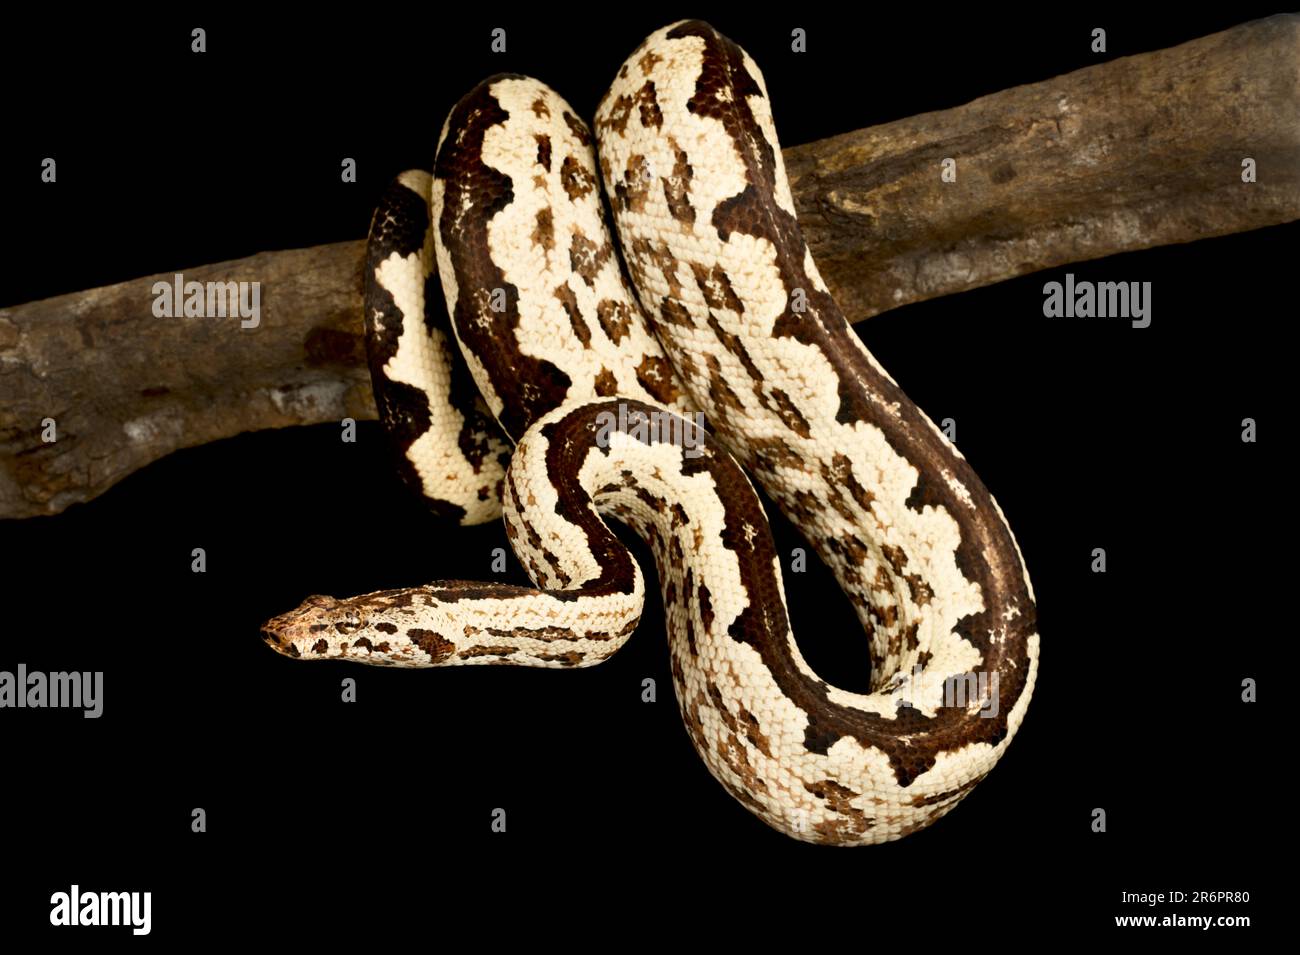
[260,617,301,658]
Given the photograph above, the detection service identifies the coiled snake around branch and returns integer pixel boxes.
[262,20,1039,845]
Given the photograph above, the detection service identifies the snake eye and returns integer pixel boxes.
[339,611,364,632]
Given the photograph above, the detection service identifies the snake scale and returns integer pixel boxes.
[262,20,1039,845]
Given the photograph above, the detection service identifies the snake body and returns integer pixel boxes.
[263,21,1039,845]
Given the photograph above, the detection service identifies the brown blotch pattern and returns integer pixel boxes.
[697,583,715,633]
[460,644,520,658]
[635,355,683,404]
[636,80,663,129]
[767,388,812,438]
[805,779,875,841]
[532,207,554,251]
[662,142,696,226]
[596,298,634,344]
[563,110,591,145]
[657,297,695,328]
[407,628,455,663]
[537,650,586,666]
[693,263,744,314]
[594,367,619,396]
[615,154,654,213]
[560,154,597,201]
[568,229,608,285]
[554,284,590,347]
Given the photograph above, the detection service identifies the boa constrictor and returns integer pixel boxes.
[262,20,1039,845]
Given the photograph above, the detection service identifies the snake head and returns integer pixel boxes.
[261,595,368,659]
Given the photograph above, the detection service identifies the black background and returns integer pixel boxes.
[1,6,1282,943]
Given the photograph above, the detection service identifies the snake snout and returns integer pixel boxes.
[261,595,344,658]
[260,616,300,657]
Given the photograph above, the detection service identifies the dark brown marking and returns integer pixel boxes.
[831,454,875,511]
[636,80,663,129]
[537,651,585,666]
[657,297,694,328]
[407,628,455,663]
[702,354,745,423]
[561,154,597,201]
[614,154,653,213]
[554,284,591,348]
[569,229,608,285]
[597,94,635,135]
[506,469,574,589]
[630,237,685,297]
[703,314,763,388]
[738,704,774,758]
[596,299,634,344]
[718,731,768,795]
[594,367,618,396]
[911,774,987,807]
[532,207,554,251]
[746,435,804,474]
[663,144,696,226]
[693,263,745,314]
[767,388,812,438]
[563,110,592,145]
[633,485,667,513]
[707,682,738,731]
[805,779,874,840]
[698,584,715,633]
[424,582,537,603]
[485,625,583,642]
[635,355,683,404]
[461,644,520,658]
[825,533,870,569]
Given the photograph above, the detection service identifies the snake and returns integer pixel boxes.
[262,20,1039,845]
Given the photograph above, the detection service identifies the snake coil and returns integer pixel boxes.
[263,20,1039,845]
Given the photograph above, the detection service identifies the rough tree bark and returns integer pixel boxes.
[2,14,1297,519]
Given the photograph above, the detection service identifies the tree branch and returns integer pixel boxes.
[2,14,1296,519]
